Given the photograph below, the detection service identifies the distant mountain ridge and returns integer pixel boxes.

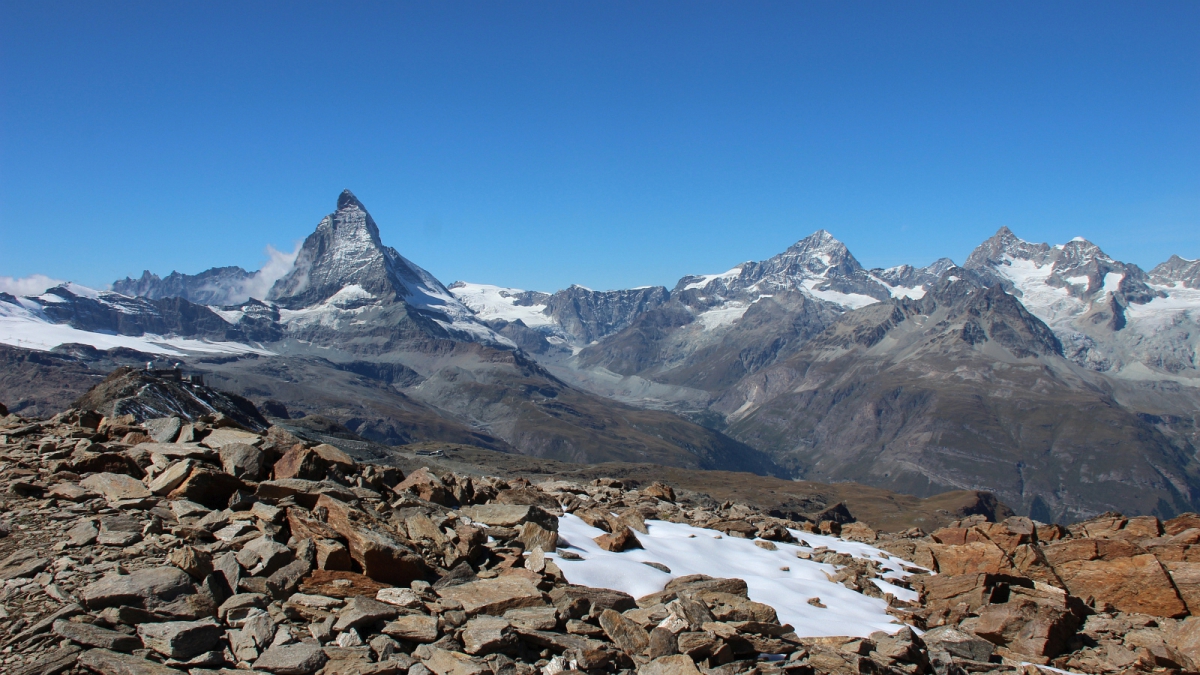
[2,189,1198,522]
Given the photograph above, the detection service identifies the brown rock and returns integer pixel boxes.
[167,545,214,580]
[298,570,390,599]
[1164,561,1200,614]
[420,648,490,675]
[395,467,452,504]
[167,467,246,510]
[79,472,151,502]
[928,540,1017,576]
[316,538,353,571]
[460,616,513,655]
[595,526,642,552]
[637,654,702,675]
[1054,553,1186,617]
[520,521,558,552]
[382,615,440,643]
[287,507,343,542]
[599,608,650,655]
[76,648,181,675]
[312,443,355,469]
[1166,513,1200,536]
[436,576,546,615]
[274,446,326,481]
[973,588,1080,656]
[316,495,426,585]
[642,482,676,502]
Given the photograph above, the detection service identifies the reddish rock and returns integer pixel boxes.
[167,467,246,510]
[315,494,426,585]
[1167,514,1200,536]
[394,467,452,505]
[274,445,326,481]
[595,526,642,552]
[1054,552,1187,617]
[298,569,391,599]
[928,540,1017,576]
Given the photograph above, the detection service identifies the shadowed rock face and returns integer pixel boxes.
[1152,254,1200,289]
[113,266,256,305]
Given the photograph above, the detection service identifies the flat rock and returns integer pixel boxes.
[200,428,261,450]
[638,654,702,675]
[143,417,182,443]
[459,504,557,530]
[382,615,440,643]
[134,442,217,462]
[333,595,399,631]
[76,648,183,675]
[220,442,266,480]
[80,472,151,502]
[53,619,142,651]
[81,566,195,610]
[376,587,423,608]
[254,642,330,674]
[420,648,490,675]
[137,619,223,660]
[461,616,511,655]
[436,576,546,616]
[148,460,195,496]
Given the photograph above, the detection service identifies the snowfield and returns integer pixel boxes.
[547,514,919,638]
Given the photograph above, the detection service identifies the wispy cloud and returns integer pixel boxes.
[0,274,65,296]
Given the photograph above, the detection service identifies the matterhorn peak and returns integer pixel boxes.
[337,188,365,211]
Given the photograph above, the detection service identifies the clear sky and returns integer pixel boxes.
[1,2,1197,294]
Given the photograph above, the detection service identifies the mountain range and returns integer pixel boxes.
[3,189,1198,522]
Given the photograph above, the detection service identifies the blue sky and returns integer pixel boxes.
[1,2,1197,294]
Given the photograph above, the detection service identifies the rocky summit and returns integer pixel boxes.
[5,400,1200,675]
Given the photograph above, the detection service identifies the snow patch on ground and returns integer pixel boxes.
[548,514,915,638]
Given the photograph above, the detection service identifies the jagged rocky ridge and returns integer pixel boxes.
[4,191,1199,522]
[6,401,1200,675]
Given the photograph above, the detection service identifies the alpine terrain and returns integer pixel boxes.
[3,190,1199,522]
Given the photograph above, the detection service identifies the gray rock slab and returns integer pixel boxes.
[53,618,142,651]
[253,642,330,674]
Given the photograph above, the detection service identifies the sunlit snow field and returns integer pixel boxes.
[546,514,920,638]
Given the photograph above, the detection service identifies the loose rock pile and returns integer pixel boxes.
[1,405,1197,675]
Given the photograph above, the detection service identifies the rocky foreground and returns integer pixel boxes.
[2,406,1200,675]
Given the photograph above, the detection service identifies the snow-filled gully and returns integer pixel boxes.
[545,514,920,639]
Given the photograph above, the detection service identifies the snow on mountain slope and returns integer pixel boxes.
[447,282,556,328]
[550,514,917,638]
[0,291,273,356]
[964,227,1200,379]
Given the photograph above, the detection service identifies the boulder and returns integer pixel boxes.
[220,442,266,480]
[143,417,182,443]
[460,615,513,655]
[274,446,327,481]
[254,642,330,674]
[638,654,703,675]
[80,472,151,502]
[167,467,246,510]
[136,619,223,660]
[383,615,440,643]
[420,648,490,675]
[147,460,195,496]
[595,526,641,552]
[81,566,195,610]
[315,495,427,585]
[599,608,650,655]
[52,619,142,652]
[459,504,557,531]
[436,576,546,615]
[395,467,452,505]
[200,427,260,449]
[76,648,182,675]
[334,596,399,631]
[1053,552,1187,617]
[928,540,1017,576]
